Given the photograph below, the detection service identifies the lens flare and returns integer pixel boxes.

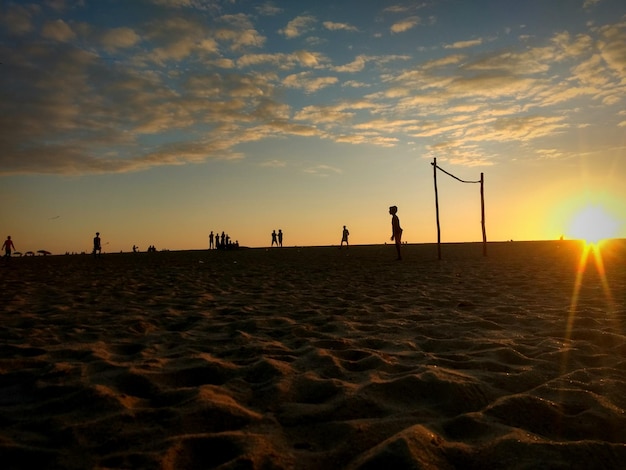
[562,240,618,380]
[567,204,619,244]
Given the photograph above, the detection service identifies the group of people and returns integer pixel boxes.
[4,206,403,261]
[209,231,239,250]
[271,229,283,247]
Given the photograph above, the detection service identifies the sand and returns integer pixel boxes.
[1,240,625,469]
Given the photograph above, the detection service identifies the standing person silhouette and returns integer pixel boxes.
[93,232,102,258]
[2,235,16,258]
[389,206,402,260]
[278,229,283,247]
[340,225,349,248]
[209,231,214,249]
[271,230,278,247]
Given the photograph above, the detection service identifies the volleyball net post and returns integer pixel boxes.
[431,158,487,259]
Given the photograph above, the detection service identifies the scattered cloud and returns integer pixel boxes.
[260,159,287,167]
[256,2,282,16]
[0,2,624,176]
[280,15,316,39]
[41,19,75,42]
[0,4,35,35]
[390,16,421,33]
[333,55,368,72]
[323,21,358,32]
[283,72,338,93]
[304,164,342,176]
[101,27,141,52]
[583,0,602,9]
[444,38,483,49]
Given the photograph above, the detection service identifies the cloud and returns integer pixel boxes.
[41,19,75,42]
[462,47,554,75]
[282,72,338,93]
[383,4,427,14]
[333,134,398,147]
[467,115,569,143]
[256,2,282,16]
[390,16,421,34]
[279,15,316,39]
[597,22,626,76]
[2,1,625,178]
[260,159,287,167]
[583,0,601,9]
[421,54,466,70]
[294,105,355,124]
[215,14,266,51]
[100,27,141,52]
[333,55,368,72]
[1,4,36,35]
[147,0,222,10]
[294,49,324,67]
[425,141,494,167]
[236,50,327,69]
[444,38,483,49]
[304,164,342,176]
[323,21,358,32]
[342,80,369,88]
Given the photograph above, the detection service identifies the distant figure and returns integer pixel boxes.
[93,232,102,258]
[278,229,283,247]
[132,245,137,253]
[2,236,16,258]
[271,230,278,247]
[209,231,214,249]
[340,226,349,248]
[389,206,403,260]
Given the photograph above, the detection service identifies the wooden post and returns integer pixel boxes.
[480,172,487,257]
[433,158,441,260]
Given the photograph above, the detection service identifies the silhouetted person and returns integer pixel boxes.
[221,231,226,248]
[278,229,283,247]
[340,225,349,248]
[271,230,278,247]
[209,231,214,249]
[93,232,102,258]
[2,236,15,258]
[389,206,402,260]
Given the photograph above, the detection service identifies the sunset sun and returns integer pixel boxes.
[567,205,619,244]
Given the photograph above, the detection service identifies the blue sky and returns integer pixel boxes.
[1,0,625,253]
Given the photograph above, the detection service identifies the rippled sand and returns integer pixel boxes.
[1,240,625,469]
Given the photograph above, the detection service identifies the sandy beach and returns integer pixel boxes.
[1,240,625,469]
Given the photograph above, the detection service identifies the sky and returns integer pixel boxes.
[1,0,625,254]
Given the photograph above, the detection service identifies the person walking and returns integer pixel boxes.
[340,226,349,248]
[2,236,16,258]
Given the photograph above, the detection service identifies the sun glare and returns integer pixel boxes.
[567,204,619,244]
